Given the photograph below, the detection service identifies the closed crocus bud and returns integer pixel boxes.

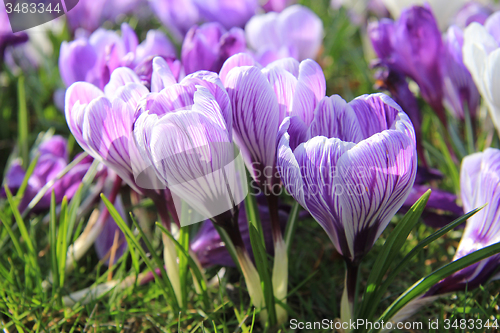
[369,6,446,124]
[442,25,480,120]
[454,1,492,28]
[150,0,200,42]
[245,5,323,66]
[463,13,500,135]
[277,93,417,265]
[193,0,258,30]
[59,24,176,90]
[182,23,246,75]
[222,56,326,190]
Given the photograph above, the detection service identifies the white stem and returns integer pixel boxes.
[162,232,183,307]
[272,235,288,325]
[237,248,267,324]
[341,271,354,333]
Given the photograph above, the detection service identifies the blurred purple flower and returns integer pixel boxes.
[59,23,176,90]
[442,25,480,120]
[1,135,93,212]
[0,3,28,63]
[277,93,417,264]
[454,1,492,28]
[150,0,200,42]
[368,5,446,124]
[191,198,288,267]
[245,5,323,66]
[262,0,295,13]
[222,56,326,189]
[65,0,146,33]
[181,22,246,75]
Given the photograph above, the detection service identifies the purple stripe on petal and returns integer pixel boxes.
[219,52,257,84]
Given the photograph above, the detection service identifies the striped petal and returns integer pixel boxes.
[151,56,178,92]
[224,65,282,184]
[219,52,257,85]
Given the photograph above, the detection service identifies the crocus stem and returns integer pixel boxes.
[341,262,359,332]
[265,192,283,243]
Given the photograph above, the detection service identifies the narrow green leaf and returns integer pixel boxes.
[213,224,242,272]
[248,224,277,326]
[14,153,39,204]
[244,189,265,249]
[66,183,84,242]
[358,190,430,320]
[17,76,29,169]
[284,201,300,254]
[157,222,210,310]
[375,241,500,330]
[49,191,59,295]
[57,197,68,287]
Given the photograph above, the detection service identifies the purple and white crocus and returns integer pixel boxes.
[387,148,500,325]
[277,93,417,321]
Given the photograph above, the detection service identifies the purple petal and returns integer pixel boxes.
[182,23,225,75]
[65,82,105,150]
[150,0,200,42]
[120,23,139,54]
[59,39,98,87]
[193,0,258,30]
[291,59,326,125]
[219,52,257,84]
[454,1,492,28]
[104,67,142,98]
[135,30,176,65]
[245,12,280,56]
[265,57,299,77]
[262,65,298,116]
[150,56,178,92]
[484,12,500,45]
[224,66,283,184]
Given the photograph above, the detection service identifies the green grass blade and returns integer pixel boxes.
[65,183,84,243]
[244,189,265,249]
[156,222,210,310]
[213,224,242,272]
[14,153,39,204]
[57,197,69,287]
[17,76,29,169]
[358,190,430,321]
[248,224,277,326]
[376,241,500,329]
[284,201,300,254]
[49,191,59,294]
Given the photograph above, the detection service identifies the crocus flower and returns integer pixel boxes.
[369,5,447,124]
[1,135,93,212]
[59,23,176,90]
[277,93,417,265]
[277,93,417,318]
[442,25,480,120]
[0,3,28,64]
[245,5,323,66]
[386,148,500,325]
[463,12,500,135]
[131,75,265,317]
[181,22,246,75]
[454,1,492,28]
